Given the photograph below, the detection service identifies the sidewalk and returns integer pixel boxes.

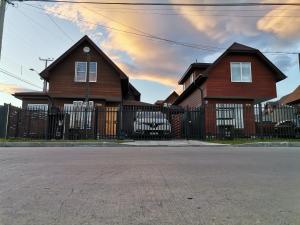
[0,140,227,147]
[1,140,299,147]
[121,140,228,147]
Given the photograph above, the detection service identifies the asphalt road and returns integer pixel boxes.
[0,147,299,225]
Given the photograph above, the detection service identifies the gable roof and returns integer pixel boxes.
[128,83,141,101]
[227,42,257,51]
[202,42,286,82]
[279,85,300,105]
[174,42,287,105]
[40,35,128,81]
[165,91,179,103]
[178,63,212,84]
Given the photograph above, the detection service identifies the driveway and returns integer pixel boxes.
[0,147,299,225]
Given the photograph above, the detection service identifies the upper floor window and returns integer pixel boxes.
[190,73,194,84]
[230,62,252,82]
[75,61,97,82]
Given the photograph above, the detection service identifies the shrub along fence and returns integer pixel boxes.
[2,104,300,140]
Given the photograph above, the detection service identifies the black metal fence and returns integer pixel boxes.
[3,104,300,140]
[0,104,8,138]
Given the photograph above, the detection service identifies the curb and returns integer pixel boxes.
[235,142,300,147]
[0,141,227,148]
[0,142,227,148]
[0,142,124,148]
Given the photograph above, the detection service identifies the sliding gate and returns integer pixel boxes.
[112,106,205,140]
[6,106,205,140]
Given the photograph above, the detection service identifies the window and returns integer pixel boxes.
[230,62,252,82]
[183,83,186,91]
[27,104,48,111]
[190,73,194,84]
[75,62,97,82]
[64,101,94,129]
[216,104,244,128]
[89,62,97,82]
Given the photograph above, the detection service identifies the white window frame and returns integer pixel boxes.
[216,103,244,128]
[183,83,186,91]
[27,104,48,111]
[64,101,94,129]
[190,73,194,84]
[88,62,97,83]
[75,61,87,82]
[75,61,97,83]
[230,62,252,83]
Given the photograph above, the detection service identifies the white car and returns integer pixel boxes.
[134,111,171,136]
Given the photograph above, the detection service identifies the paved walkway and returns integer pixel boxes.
[122,140,227,146]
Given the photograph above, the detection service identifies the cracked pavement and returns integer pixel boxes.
[0,147,299,225]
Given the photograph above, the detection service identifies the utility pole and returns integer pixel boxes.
[39,57,54,92]
[83,46,91,139]
[0,0,7,59]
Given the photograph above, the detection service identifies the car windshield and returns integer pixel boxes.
[136,111,166,119]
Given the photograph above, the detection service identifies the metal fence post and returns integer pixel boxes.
[258,103,263,138]
[118,104,123,139]
[15,109,20,138]
[4,104,10,139]
[94,107,98,140]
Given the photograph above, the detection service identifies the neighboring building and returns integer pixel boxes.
[155,91,179,107]
[263,85,300,122]
[173,42,287,136]
[13,35,141,110]
[279,85,300,106]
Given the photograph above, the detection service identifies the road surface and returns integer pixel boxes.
[0,147,299,225]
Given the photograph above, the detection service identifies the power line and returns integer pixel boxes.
[59,7,300,12]
[16,7,67,41]
[83,7,300,18]
[24,3,221,52]
[73,8,300,16]
[0,67,42,89]
[13,1,300,7]
[83,5,220,51]
[13,4,74,44]
[24,3,299,55]
[42,8,74,41]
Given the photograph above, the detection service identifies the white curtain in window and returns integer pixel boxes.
[216,104,244,128]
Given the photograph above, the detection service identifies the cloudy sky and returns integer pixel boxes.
[1,0,300,106]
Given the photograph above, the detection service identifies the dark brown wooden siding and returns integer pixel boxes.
[205,54,277,101]
[48,40,122,101]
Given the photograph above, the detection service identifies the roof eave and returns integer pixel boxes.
[173,76,207,105]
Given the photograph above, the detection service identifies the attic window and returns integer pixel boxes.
[190,73,194,84]
[75,61,97,82]
[230,62,252,82]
